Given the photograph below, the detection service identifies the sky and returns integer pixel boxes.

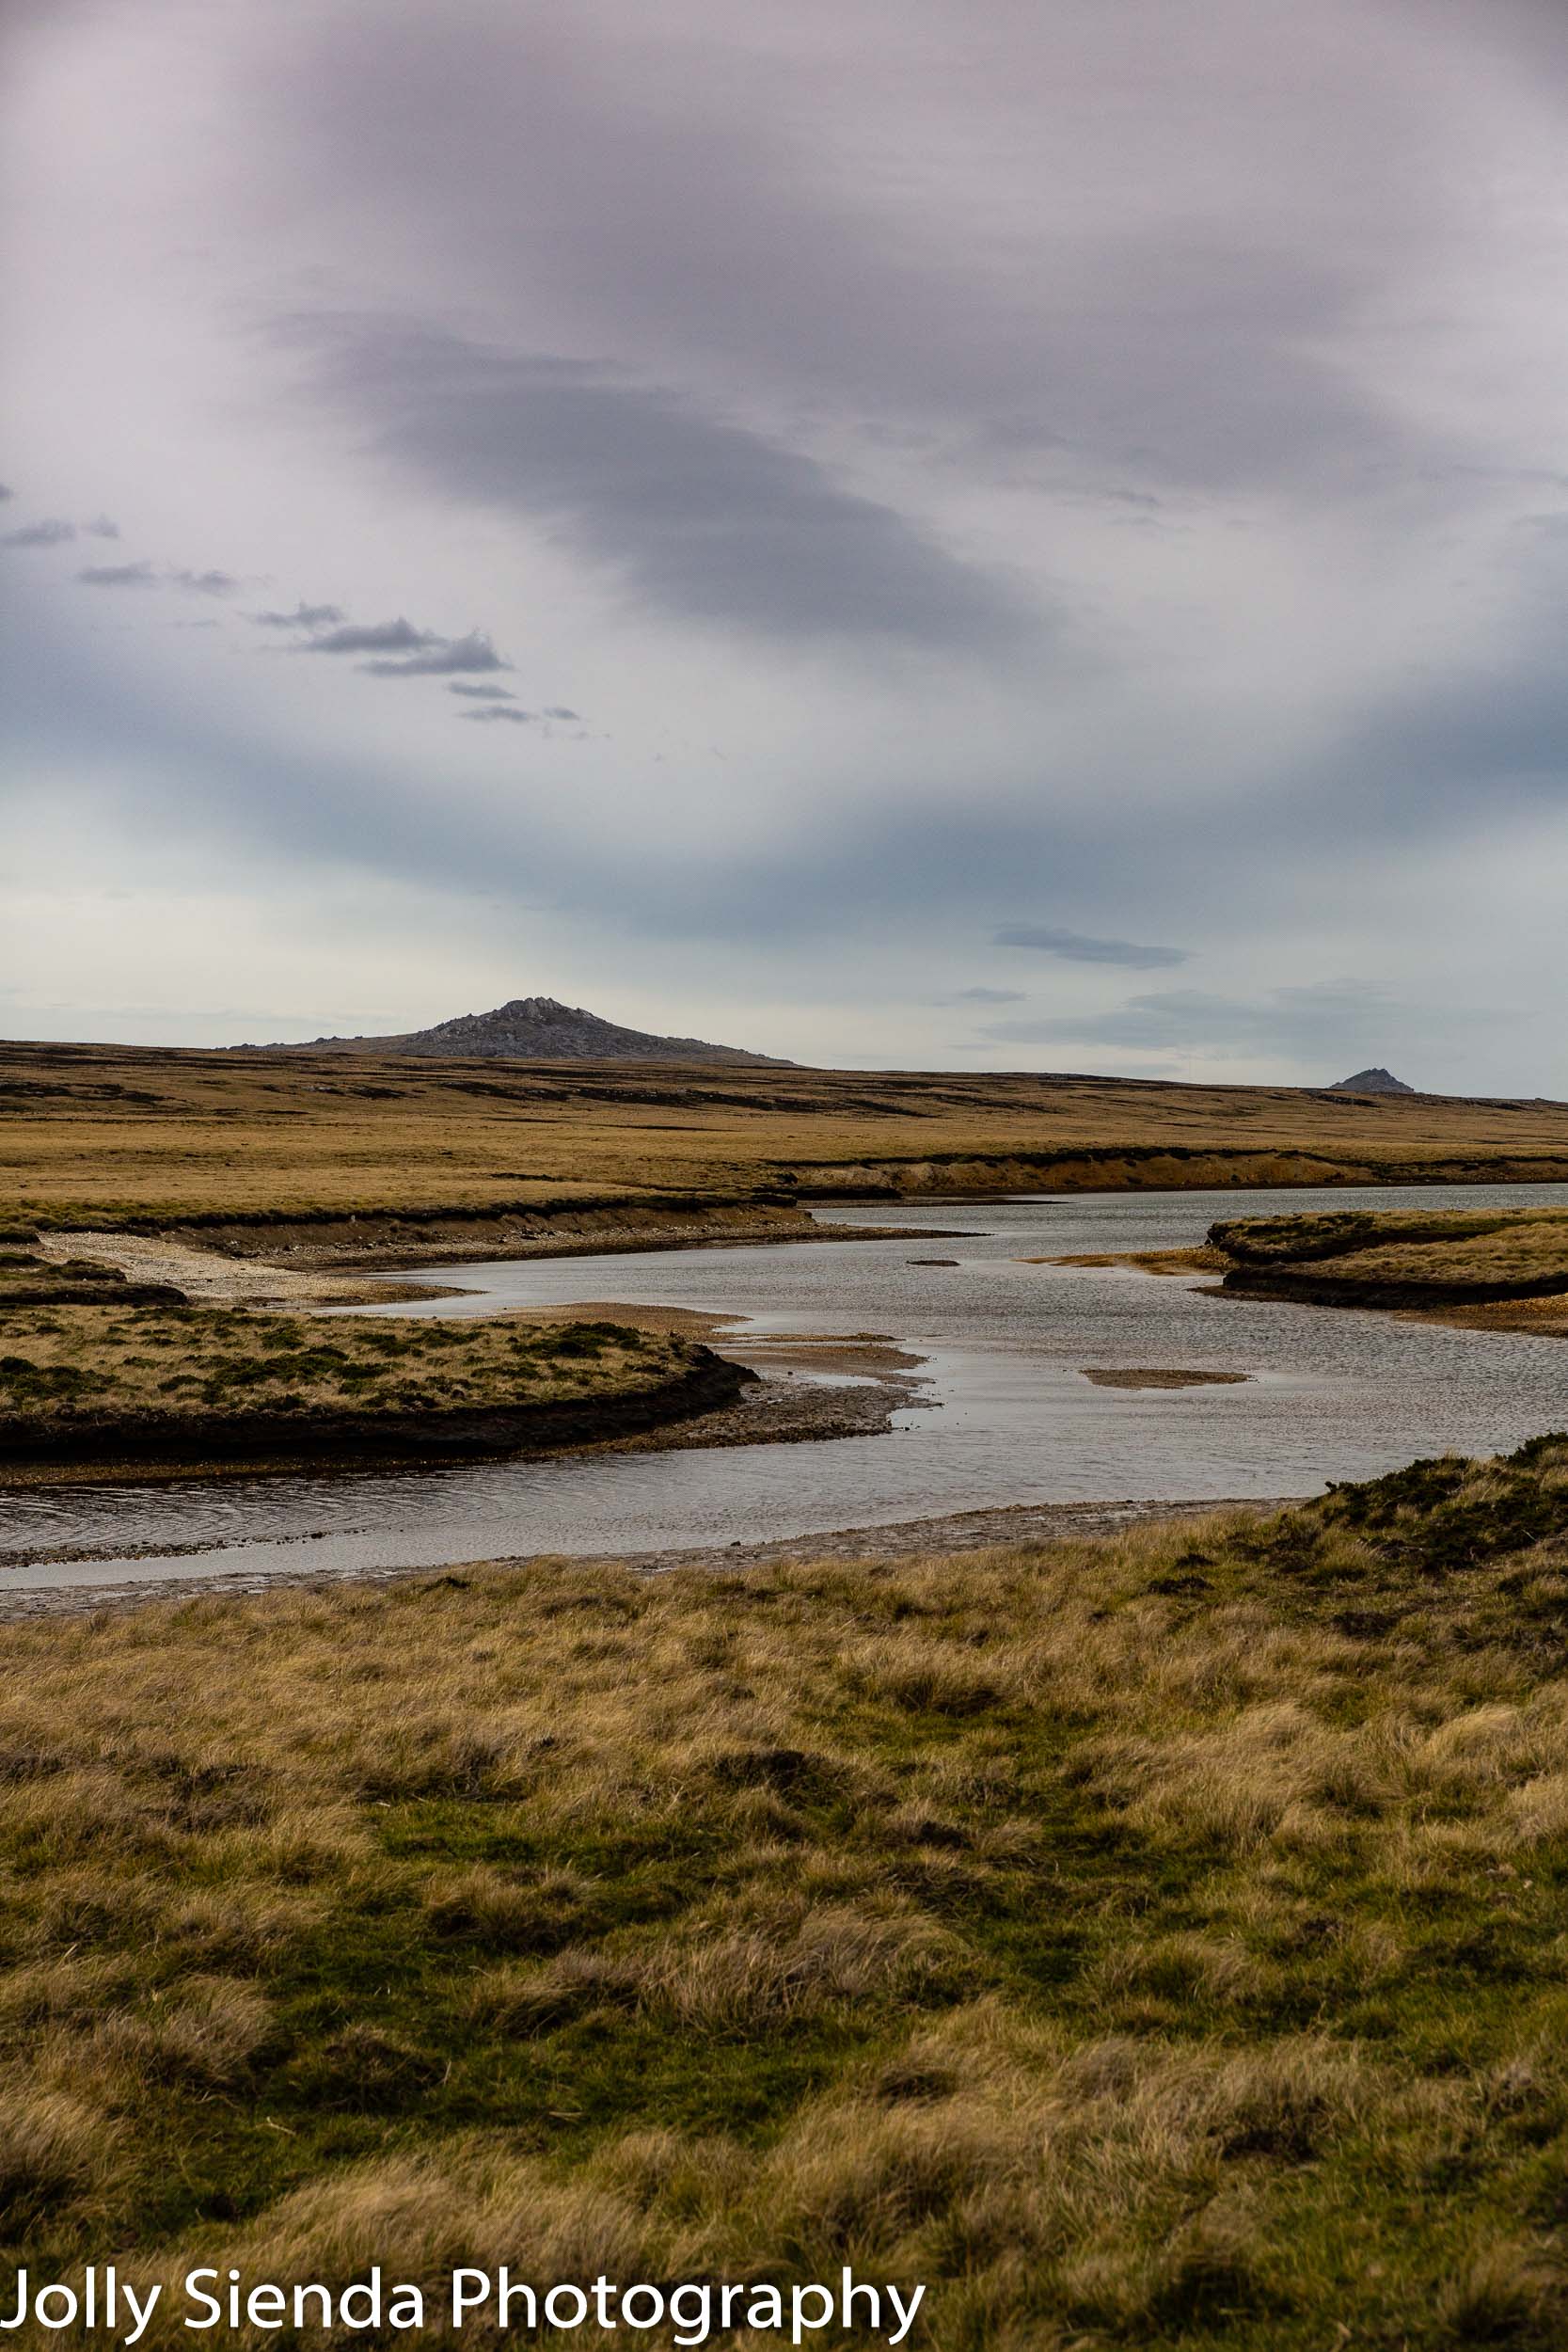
[4,0,1568,1086]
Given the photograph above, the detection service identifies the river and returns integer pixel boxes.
[4,1182,1566,1601]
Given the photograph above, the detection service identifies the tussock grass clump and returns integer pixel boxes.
[3,1441,1568,2342]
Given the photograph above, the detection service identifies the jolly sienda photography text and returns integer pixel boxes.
[0,2267,927,2346]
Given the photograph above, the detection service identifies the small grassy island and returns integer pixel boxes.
[1210,1202,1568,1323]
[3,1442,1568,2342]
[0,1299,747,1472]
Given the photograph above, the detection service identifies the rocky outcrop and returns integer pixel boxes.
[1328,1068,1416,1094]
[271,996,790,1066]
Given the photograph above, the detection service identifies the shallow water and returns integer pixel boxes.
[5,1183,1568,1594]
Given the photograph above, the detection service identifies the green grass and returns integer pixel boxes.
[3,1441,1568,2342]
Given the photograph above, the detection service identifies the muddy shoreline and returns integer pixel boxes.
[0,1494,1297,1622]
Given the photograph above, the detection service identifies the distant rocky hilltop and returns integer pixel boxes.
[1327,1068,1416,1095]
[277,995,792,1066]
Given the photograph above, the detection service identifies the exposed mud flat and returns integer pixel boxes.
[37,1231,444,1309]
[1419,1295,1568,1338]
[1081,1367,1249,1390]
[1025,1247,1227,1276]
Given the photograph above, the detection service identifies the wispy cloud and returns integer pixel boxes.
[2,517,75,548]
[168,567,238,596]
[457,704,533,723]
[76,560,159,587]
[250,600,346,628]
[298,615,435,655]
[994,924,1190,970]
[361,628,509,676]
[980,980,1437,1065]
[448,681,515,701]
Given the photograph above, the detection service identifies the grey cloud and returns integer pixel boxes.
[251,600,347,628]
[291,321,1035,651]
[301,616,435,655]
[0,484,12,501]
[458,705,534,724]
[954,987,1026,1004]
[995,925,1189,970]
[359,629,509,676]
[277,7,1460,499]
[76,560,158,586]
[448,682,515,700]
[982,981,1408,1058]
[544,706,580,721]
[86,516,119,540]
[168,567,239,596]
[3,517,75,548]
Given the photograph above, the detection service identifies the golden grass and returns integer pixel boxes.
[0,1303,696,1446]
[1212,1204,1568,1306]
[3,1440,1568,2341]
[7,1041,1568,1230]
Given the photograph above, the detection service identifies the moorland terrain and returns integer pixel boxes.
[8,1044,1568,2341]
[8,1041,1568,1262]
[4,1442,1568,2345]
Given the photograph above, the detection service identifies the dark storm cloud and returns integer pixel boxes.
[448,682,515,700]
[76,560,158,586]
[2,516,75,548]
[168,567,239,596]
[361,629,509,676]
[457,705,533,724]
[250,601,346,628]
[994,925,1189,970]
[299,616,435,654]
[290,322,1035,651]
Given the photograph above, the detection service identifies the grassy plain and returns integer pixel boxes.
[8,1041,1568,1235]
[4,1445,1568,2344]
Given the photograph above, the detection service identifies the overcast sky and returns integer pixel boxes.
[4,0,1568,1085]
